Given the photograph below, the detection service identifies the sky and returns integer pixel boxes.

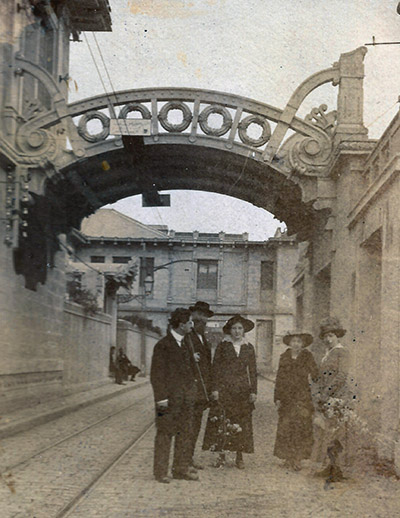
[69,0,400,240]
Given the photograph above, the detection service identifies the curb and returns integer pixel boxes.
[0,378,150,440]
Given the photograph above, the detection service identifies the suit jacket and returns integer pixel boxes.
[185,330,212,404]
[150,332,197,432]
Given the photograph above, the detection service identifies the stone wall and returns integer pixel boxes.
[0,167,67,412]
[116,319,159,376]
[62,301,112,390]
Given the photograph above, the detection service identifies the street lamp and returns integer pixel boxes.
[143,274,154,296]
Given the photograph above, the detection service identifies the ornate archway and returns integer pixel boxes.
[2,47,368,288]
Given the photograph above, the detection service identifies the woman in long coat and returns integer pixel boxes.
[312,317,350,482]
[203,315,257,469]
[273,330,319,470]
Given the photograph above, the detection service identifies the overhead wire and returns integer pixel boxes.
[88,33,168,230]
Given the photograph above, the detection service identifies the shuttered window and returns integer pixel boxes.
[197,260,218,289]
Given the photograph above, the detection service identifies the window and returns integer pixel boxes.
[260,261,274,291]
[22,23,56,111]
[90,256,105,263]
[197,260,218,289]
[140,257,154,286]
[112,256,131,264]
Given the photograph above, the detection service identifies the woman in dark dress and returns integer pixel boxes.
[273,330,318,471]
[203,315,257,469]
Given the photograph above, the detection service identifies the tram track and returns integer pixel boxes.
[1,392,151,475]
[56,420,155,518]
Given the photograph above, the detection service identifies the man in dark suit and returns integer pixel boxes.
[150,308,198,483]
[186,301,214,470]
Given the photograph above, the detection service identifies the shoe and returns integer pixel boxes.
[236,460,245,469]
[172,471,199,481]
[284,459,301,471]
[314,465,332,478]
[327,467,345,482]
[191,461,204,470]
[235,452,245,469]
[155,476,170,484]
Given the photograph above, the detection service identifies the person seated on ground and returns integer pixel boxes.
[117,348,141,381]
[109,346,117,378]
[115,348,126,385]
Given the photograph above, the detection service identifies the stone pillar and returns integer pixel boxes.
[335,47,368,142]
[379,203,400,466]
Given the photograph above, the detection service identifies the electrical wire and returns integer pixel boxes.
[57,238,105,276]
[88,33,168,230]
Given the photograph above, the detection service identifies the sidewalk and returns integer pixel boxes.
[0,377,149,439]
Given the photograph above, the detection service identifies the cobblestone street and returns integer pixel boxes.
[1,379,398,518]
[66,379,400,518]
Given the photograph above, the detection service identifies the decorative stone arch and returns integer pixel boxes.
[2,47,368,288]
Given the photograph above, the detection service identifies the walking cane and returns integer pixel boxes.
[186,333,209,403]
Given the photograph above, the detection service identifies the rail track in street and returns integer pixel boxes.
[55,421,155,518]
[1,393,152,476]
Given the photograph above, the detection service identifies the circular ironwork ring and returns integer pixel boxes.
[198,105,232,137]
[77,111,110,143]
[118,103,151,120]
[238,115,271,147]
[158,101,192,132]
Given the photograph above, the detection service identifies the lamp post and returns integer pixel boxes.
[118,259,198,374]
[139,274,154,375]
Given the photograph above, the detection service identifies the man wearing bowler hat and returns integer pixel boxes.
[185,301,214,470]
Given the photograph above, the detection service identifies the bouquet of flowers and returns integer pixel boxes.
[208,404,242,453]
[323,397,353,422]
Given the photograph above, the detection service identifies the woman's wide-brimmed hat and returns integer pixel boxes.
[223,314,254,334]
[189,301,214,317]
[282,330,313,347]
[319,317,347,339]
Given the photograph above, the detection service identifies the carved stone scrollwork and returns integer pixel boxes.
[158,101,192,132]
[280,104,336,175]
[118,103,151,120]
[284,132,333,175]
[23,99,45,122]
[77,111,110,143]
[198,104,232,137]
[238,115,271,147]
[305,104,337,136]
[16,126,58,165]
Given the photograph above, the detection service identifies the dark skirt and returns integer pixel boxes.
[202,396,254,453]
[273,403,314,461]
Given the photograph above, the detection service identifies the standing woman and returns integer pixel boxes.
[273,330,318,470]
[313,317,350,481]
[203,315,257,469]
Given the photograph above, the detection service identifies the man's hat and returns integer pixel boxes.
[319,317,346,339]
[223,314,254,334]
[283,330,313,347]
[189,301,214,317]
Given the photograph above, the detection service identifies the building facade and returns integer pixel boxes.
[69,209,299,372]
[294,110,400,468]
[1,2,400,473]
